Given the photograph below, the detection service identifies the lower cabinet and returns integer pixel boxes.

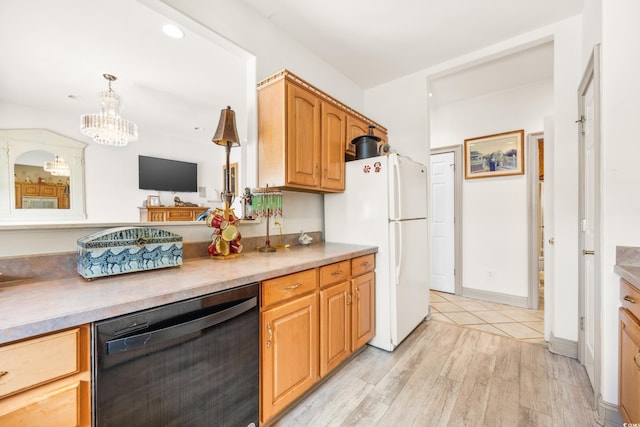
[261,269,319,424]
[260,255,376,424]
[0,325,91,426]
[320,255,375,378]
[619,277,640,424]
[320,280,352,377]
[351,270,375,351]
[619,308,640,423]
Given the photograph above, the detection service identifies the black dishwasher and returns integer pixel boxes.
[93,283,258,427]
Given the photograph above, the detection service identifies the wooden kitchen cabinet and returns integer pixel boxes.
[0,325,91,426]
[260,255,375,423]
[619,278,640,423]
[351,254,375,351]
[15,182,69,209]
[257,70,387,193]
[319,256,375,378]
[321,101,346,191]
[261,269,319,424]
[319,260,352,377]
[139,206,209,222]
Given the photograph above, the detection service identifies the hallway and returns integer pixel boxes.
[429,291,545,345]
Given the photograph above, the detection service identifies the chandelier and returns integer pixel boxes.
[43,155,70,176]
[80,74,138,146]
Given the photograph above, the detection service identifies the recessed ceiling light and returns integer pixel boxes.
[163,24,184,39]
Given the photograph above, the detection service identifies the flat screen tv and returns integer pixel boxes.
[138,155,198,193]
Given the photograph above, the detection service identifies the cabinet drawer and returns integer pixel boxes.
[262,269,317,307]
[621,278,640,321]
[166,210,193,221]
[319,261,350,288]
[351,254,375,276]
[0,381,81,426]
[0,328,80,398]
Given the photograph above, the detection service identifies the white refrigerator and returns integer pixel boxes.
[324,153,429,351]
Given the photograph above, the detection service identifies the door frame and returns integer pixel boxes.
[527,131,544,310]
[429,145,463,295]
[577,44,601,406]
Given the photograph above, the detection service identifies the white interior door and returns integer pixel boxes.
[578,47,601,400]
[430,152,455,293]
[581,74,596,387]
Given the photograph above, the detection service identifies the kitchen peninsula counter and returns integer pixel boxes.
[0,242,376,344]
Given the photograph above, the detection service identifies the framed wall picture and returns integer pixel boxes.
[147,195,161,207]
[223,162,238,196]
[464,129,525,179]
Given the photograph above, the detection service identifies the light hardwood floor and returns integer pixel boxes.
[272,319,598,426]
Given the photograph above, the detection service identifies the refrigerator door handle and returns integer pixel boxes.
[392,157,402,220]
[394,221,402,285]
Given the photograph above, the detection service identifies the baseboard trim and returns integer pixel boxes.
[461,287,528,308]
[595,395,623,426]
[547,331,578,359]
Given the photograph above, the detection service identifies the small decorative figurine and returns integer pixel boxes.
[242,187,254,220]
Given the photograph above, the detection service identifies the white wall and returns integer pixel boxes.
[431,80,553,299]
[599,0,640,405]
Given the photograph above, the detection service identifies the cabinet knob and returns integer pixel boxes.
[0,371,8,378]
[331,270,343,276]
[635,352,640,371]
[624,295,636,304]
[284,283,302,290]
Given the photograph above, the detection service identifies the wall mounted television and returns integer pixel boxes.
[138,155,198,193]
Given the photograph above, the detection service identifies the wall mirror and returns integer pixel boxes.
[0,0,256,225]
[0,129,86,221]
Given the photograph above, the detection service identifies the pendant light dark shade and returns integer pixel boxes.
[212,106,240,147]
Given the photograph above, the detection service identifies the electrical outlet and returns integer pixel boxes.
[487,270,494,279]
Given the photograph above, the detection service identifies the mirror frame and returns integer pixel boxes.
[0,128,87,222]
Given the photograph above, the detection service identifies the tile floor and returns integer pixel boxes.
[429,290,546,345]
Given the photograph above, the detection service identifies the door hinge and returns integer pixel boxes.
[580,316,584,331]
[575,115,585,135]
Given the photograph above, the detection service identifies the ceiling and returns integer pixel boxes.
[0,0,583,142]
[239,0,583,90]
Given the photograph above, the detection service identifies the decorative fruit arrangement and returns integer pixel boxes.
[206,208,243,257]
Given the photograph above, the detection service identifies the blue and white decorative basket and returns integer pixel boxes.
[77,227,183,279]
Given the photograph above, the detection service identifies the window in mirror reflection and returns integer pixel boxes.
[14,150,70,209]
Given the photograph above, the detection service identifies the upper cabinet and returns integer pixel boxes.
[257,70,387,193]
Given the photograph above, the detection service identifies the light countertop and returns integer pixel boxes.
[0,242,376,344]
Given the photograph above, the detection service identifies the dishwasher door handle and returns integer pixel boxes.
[105,296,257,355]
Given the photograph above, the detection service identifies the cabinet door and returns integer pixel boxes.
[40,185,57,197]
[352,271,375,351]
[148,210,166,222]
[346,115,369,156]
[261,292,318,423]
[320,281,351,377]
[619,308,640,423]
[321,102,346,191]
[22,184,39,196]
[286,83,321,188]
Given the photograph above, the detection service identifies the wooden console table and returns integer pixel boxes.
[139,206,209,222]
